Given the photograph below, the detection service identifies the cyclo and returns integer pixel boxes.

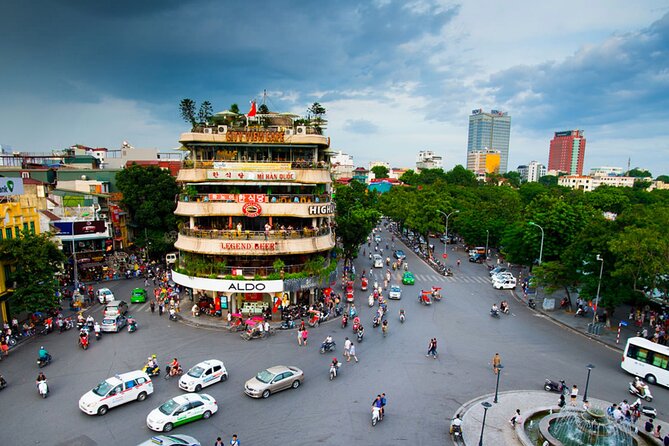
[361,277,368,291]
[228,313,245,332]
[308,310,321,327]
[419,290,433,305]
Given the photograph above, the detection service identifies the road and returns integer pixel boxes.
[0,224,667,445]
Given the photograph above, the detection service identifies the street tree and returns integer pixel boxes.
[627,168,652,178]
[371,165,389,179]
[197,100,213,125]
[0,231,66,314]
[444,165,478,187]
[179,98,197,129]
[334,182,381,264]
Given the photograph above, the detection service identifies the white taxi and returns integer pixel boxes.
[178,359,228,392]
[79,370,153,416]
[146,393,217,432]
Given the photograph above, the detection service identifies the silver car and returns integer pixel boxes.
[244,365,303,399]
[101,315,127,333]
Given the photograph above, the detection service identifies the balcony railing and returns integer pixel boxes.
[175,260,332,278]
[179,226,331,240]
[178,193,331,204]
[182,160,329,169]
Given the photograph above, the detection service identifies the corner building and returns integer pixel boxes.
[172,118,336,319]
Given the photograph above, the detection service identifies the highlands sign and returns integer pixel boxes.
[0,178,24,197]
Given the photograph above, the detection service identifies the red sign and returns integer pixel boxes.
[242,202,262,217]
[73,220,107,235]
[238,194,267,203]
[442,254,448,259]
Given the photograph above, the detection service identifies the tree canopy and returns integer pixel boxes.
[371,165,389,179]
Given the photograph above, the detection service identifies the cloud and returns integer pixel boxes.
[343,119,379,134]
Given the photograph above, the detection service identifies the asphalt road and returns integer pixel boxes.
[1,225,668,446]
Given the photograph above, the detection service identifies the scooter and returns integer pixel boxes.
[372,406,383,426]
[320,341,336,354]
[399,311,405,323]
[37,355,52,368]
[37,380,48,398]
[142,363,160,377]
[490,308,500,318]
[341,314,348,329]
[368,295,374,307]
[279,319,296,330]
[528,298,536,309]
[94,330,101,341]
[128,319,137,333]
[164,365,183,380]
[329,362,341,380]
[357,329,364,343]
[631,398,657,418]
[372,315,380,328]
[544,379,567,394]
[79,335,89,350]
[629,380,653,401]
[450,417,463,441]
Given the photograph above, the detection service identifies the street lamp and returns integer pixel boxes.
[478,401,493,446]
[592,254,604,325]
[71,239,79,289]
[437,209,459,259]
[583,364,595,402]
[485,229,490,258]
[494,364,504,403]
[528,222,544,265]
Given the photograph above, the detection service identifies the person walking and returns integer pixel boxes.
[230,434,240,446]
[570,385,579,405]
[344,337,351,360]
[150,300,155,314]
[492,353,502,374]
[426,338,436,358]
[158,300,164,316]
[297,327,303,346]
[214,437,224,446]
[301,328,308,346]
[349,343,358,363]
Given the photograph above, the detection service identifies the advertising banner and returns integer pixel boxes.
[73,220,107,235]
[53,221,74,235]
[0,178,24,196]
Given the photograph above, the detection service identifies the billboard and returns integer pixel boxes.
[0,178,24,197]
[73,220,107,235]
[53,221,74,235]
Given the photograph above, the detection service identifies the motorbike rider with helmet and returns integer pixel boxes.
[168,357,181,376]
[38,346,51,365]
[145,355,159,375]
[321,335,334,351]
[330,357,339,377]
[450,413,463,435]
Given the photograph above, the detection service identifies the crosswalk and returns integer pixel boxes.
[366,270,492,285]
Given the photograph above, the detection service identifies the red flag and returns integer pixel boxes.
[247,101,257,117]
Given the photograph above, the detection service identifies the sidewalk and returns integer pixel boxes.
[455,390,663,445]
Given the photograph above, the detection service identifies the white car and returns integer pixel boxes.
[491,272,514,283]
[388,285,402,300]
[136,435,200,446]
[146,393,217,432]
[489,266,509,277]
[79,370,153,416]
[493,277,517,290]
[97,288,115,304]
[179,359,228,392]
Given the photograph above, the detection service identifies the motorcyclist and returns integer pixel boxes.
[399,308,405,322]
[93,322,101,338]
[450,413,463,435]
[128,317,137,331]
[634,377,650,397]
[146,355,159,375]
[500,300,509,314]
[491,303,499,315]
[357,325,365,340]
[330,357,339,377]
[86,315,94,328]
[169,358,181,376]
[322,335,334,350]
[38,346,51,363]
[382,319,389,335]
[36,371,47,385]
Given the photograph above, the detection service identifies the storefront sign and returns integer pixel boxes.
[308,204,335,215]
[207,170,296,181]
[206,193,268,202]
[207,193,236,201]
[110,205,120,223]
[0,178,23,196]
[225,131,285,144]
[171,270,285,294]
[220,241,276,251]
[242,202,262,217]
[212,162,291,171]
[74,220,107,235]
[54,221,74,235]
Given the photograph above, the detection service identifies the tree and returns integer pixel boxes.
[116,165,180,257]
[258,104,269,114]
[229,103,240,114]
[334,183,381,264]
[371,165,389,179]
[0,231,66,314]
[197,101,213,125]
[627,168,652,178]
[538,175,558,187]
[399,169,419,185]
[179,98,197,129]
[444,165,478,187]
[656,175,669,183]
[503,171,521,188]
[308,102,326,119]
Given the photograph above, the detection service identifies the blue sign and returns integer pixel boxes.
[620,321,628,327]
[53,221,74,235]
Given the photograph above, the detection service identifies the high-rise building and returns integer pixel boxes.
[466,149,501,175]
[467,109,511,173]
[416,150,443,171]
[548,130,586,175]
[526,161,546,182]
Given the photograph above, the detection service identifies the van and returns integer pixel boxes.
[373,254,383,268]
[165,252,178,266]
[79,370,154,416]
[493,277,517,290]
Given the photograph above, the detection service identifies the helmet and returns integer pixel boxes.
[40,346,44,349]
[151,354,157,359]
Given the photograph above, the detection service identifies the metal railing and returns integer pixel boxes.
[178,193,331,204]
[183,160,329,169]
[179,226,332,240]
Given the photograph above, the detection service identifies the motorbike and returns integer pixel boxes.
[341,314,348,329]
[330,362,341,380]
[544,379,567,394]
[399,311,405,323]
[629,379,653,402]
[631,398,657,418]
[528,298,536,309]
[240,329,266,341]
[320,341,336,354]
[37,380,48,398]
[444,268,453,277]
[352,317,361,333]
[164,364,184,380]
[368,295,374,307]
[0,375,6,391]
[79,334,89,350]
[94,330,101,341]
[357,329,364,343]
[431,287,442,302]
[37,354,52,368]
[372,406,383,426]
[450,417,463,441]
[128,319,137,333]
[279,319,296,330]
[490,308,500,318]
[574,305,589,317]
[372,315,380,328]
[382,323,388,337]
[419,291,432,305]
[142,363,160,377]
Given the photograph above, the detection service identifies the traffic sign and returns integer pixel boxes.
[442,254,448,259]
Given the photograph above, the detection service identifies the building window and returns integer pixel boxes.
[23,223,29,233]
[30,221,35,233]
[15,227,20,238]
[5,228,12,239]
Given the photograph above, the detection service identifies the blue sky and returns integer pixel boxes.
[1,0,669,175]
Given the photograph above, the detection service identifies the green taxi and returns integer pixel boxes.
[402,271,415,285]
[131,287,148,303]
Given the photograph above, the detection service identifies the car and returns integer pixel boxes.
[374,235,382,243]
[104,300,129,317]
[179,359,228,392]
[101,314,127,333]
[493,277,517,290]
[373,254,383,268]
[244,365,304,399]
[136,435,201,446]
[146,393,218,432]
[491,272,514,283]
[489,266,509,277]
[469,254,486,263]
[79,370,153,416]
[97,288,115,304]
[393,250,406,260]
[131,288,147,303]
[388,285,402,300]
[402,271,415,285]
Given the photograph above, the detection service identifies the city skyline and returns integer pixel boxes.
[1,1,668,175]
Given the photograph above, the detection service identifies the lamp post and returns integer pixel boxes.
[437,209,459,259]
[71,239,79,289]
[592,255,604,325]
[528,222,544,265]
[485,229,490,258]
[583,364,595,402]
[478,401,493,446]
[494,364,504,403]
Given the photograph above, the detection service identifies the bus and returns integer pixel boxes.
[621,337,669,387]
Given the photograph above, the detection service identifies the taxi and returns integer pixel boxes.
[402,271,415,285]
[79,370,153,416]
[178,359,228,392]
[146,393,217,432]
[131,288,148,303]
[136,435,200,446]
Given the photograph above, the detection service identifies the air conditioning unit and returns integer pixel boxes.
[284,128,294,136]
[217,125,228,134]
[296,126,307,135]
[203,128,214,134]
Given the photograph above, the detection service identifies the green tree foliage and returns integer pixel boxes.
[627,168,652,178]
[229,103,240,114]
[197,101,213,125]
[399,169,419,185]
[0,231,65,313]
[334,182,380,263]
[308,102,326,119]
[179,98,197,129]
[258,104,269,114]
[116,165,180,256]
[538,175,558,187]
[656,175,669,182]
[444,165,478,187]
[503,171,521,188]
[371,165,389,179]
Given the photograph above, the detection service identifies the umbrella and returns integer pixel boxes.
[244,318,256,325]
[214,110,239,116]
[230,313,243,318]
[251,316,265,322]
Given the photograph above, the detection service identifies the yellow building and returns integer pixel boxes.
[466,149,501,175]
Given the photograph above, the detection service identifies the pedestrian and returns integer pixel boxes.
[510,409,522,427]
[558,395,566,408]
[492,353,502,374]
[344,337,351,360]
[349,343,358,362]
[456,259,461,268]
[299,319,305,331]
[297,328,303,346]
[655,425,663,439]
[645,417,654,433]
[230,434,240,446]
[158,301,164,316]
[570,385,578,405]
[664,432,669,446]
[302,328,308,346]
[150,300,155,313]
[214,437,224,446]
[191,304,199,317]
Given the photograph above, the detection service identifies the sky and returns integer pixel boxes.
[1,0,669,175]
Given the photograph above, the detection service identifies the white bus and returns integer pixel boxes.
[621,337,669,387]
[373,254,383,268]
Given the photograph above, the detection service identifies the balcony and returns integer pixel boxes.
[175,227,335,256]
[175,259,334,280]
[177,163,331,185]
[179,129,330,147]
[175,194,334,217]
